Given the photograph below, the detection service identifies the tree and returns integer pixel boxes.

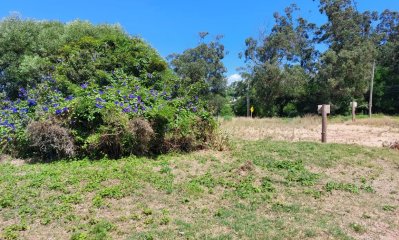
[372,10,399,113]
[168,33,227,114]
[315,0,379,113]
[238,4,318,117]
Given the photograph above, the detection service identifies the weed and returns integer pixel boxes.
[142,208,153,216]
[349,222,366,233]
[382,205,397,212]
[234,176,261,199]
[271,202,300,213]
[98,185,125,199]
[2,223,27,240]
[325,182,359,193]
[261,177,275,193]
[89,220,115,240]
[144,218,154,225]
[92,195,105,208]
[159,216,171,225]
[70,232,88,240]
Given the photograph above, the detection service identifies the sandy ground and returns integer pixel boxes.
[221,117,399,147]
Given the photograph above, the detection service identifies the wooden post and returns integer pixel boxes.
[318,104,330,142]
[321,104,327,143]
[351,101,357,122]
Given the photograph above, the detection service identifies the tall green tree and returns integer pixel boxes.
[168,32,227,114]
[373,10,399,113]
[315,0,379,113]
[239,4,318,116]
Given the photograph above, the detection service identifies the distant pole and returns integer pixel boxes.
[321,104,327,143]
[369,60,375,118]
[246,79,250,117]
[352,101,356,122]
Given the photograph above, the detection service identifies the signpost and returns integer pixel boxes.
[250,106,254,118]
[318,104,330,143]
[350,101,357,122]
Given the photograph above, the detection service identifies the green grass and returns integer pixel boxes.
[1,140,399,239]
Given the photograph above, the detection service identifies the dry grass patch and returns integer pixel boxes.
[222,116,399,147]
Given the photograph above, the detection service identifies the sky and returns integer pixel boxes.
[1,0,399,84]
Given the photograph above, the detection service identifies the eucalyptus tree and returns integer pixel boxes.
[316,0,379,112]
[168,32,228,114]
[240,4,318,116]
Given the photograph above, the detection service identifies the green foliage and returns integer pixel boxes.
[0,18,218,160]
[168,33,228,115]
[2,223,27,240]
[325,182,360,193]
[382,205,397,212]
[349,222,366,233]
[234,1,399,116]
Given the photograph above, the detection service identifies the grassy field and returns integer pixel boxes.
[1,118,399,239]
[221,115,399,147]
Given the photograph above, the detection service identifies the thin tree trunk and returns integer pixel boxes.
[369,60,375,118]
[246,79,250,117]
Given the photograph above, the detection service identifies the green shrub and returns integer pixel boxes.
[0,19,218,161]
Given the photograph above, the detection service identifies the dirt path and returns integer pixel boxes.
[222,117,399,147]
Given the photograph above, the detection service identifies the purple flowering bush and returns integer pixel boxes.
[0,69,216,160]
[0,19,218,160]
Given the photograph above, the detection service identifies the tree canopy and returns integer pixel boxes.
[231,1,399,117]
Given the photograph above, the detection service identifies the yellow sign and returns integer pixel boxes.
[250,106,254,113]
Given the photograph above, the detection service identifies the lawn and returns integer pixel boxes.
[1,118,399,239]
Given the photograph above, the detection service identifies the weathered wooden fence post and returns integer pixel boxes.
[350,101,357,122]
[318,104,330,143]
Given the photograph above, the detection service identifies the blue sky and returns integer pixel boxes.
[1,0,399,83]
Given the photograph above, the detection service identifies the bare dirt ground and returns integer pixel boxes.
[221,116,399,147]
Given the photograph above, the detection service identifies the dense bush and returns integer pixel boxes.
[0,18,218,160]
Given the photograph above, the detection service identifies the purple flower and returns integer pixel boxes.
[81,83,88,89]
[55,109,62,115]
[137,96,142,102]
[63,107,69,112]
[27,99,37,107]
[18,87,28,99]
[65,95,74,101]
[99,90,104,95]
[129,94,135,99]
[95,103,104,109]
[12,108,18,113]
[53,103,59,108]
[122,107,130,113]
[42,106,49,112]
